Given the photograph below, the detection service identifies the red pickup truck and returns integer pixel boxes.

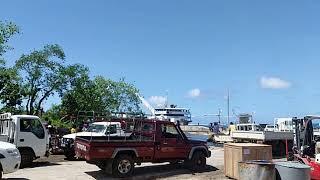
[75,119,211,177]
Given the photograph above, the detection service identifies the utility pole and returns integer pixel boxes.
[227,89,230,125]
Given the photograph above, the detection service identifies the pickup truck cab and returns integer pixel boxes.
[75,119,211,177]
[61,122,126,159]
[0,141,21,179]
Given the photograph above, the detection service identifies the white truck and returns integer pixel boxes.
[61,121,128,159]
[231,123,294,157]
[0,141,21,179]
[0,113,49,167]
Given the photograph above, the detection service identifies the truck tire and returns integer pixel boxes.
[20,149,34,168]
[186,151,206,172]
[287,152,294,161]
[0,170,2,180]
[112,155,134,178]
[64,150,75,160]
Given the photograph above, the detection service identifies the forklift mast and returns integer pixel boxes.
[293,116,316,156]
[293,117,302,151]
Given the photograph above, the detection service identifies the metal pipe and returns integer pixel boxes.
[286,139,288,159]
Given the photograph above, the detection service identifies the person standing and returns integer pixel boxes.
[70,125,77,134]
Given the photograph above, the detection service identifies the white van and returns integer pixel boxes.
[0,141,21,179]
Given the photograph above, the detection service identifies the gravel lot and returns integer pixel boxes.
[3,146,227,180]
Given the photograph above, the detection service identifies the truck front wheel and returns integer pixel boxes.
[186,151,206,172]
[64,150,75,160]
[112,155,134,178]
[20,149,34,168]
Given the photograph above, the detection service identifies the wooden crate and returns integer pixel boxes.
[224,143,272,179]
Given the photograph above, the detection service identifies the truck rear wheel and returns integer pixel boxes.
[187,151,206,172]
[112,155,134,178]
[0,170,2,180]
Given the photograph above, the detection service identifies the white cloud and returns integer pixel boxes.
[148,96,167,108]
[188,88,201,98]
[260,76,291,89]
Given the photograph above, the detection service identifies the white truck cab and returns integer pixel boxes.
[0,113,49,167]
[0,141,21,179]
[61,121,127,159]
[264,124,278,131]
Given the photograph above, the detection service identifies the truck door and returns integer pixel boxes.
[18,118,47,157]
[155,123,188,159]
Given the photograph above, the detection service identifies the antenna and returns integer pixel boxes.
[165,90,169,108]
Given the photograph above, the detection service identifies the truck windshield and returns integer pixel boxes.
[86,124,106,133]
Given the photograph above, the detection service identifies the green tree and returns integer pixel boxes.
[61,76,141,117]
[113,78,141,113]
[0,21,22,113]
[15,44,88,115]
[0,64,23,113]
[0,21,19,56]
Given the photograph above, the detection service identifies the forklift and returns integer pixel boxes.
[290,116,320,179]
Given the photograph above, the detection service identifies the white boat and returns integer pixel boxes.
[154,107,191,125]
[137,94,192,125]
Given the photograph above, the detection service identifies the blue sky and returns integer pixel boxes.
[1,0,320,124]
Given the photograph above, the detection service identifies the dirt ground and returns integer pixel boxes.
[3,146,228,180]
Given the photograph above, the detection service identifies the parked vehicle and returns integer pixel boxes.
[61,121,127,159]
[75,119,211,177]
[0,141,21,179]
[232,123,294,157]
[0,113,49,167]
[264,124,278,131]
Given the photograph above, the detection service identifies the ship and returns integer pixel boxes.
[137,94,192,125]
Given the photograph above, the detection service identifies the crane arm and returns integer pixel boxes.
[136,93,155,115]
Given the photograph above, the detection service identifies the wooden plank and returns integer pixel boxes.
[233,146,242,179]
[225,143,270,147]
[224,144,233,177]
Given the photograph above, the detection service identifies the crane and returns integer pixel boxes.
[136,93,155,116]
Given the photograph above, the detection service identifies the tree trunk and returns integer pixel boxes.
[35,88,54,115]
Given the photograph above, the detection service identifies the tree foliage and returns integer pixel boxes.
[60,76,141,117]
[0,21,19,56]
[0,65,23,113]
[0,21,142,126]
[0,21,22,113]
[15,44,88,115]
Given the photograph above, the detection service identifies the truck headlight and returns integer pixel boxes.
[0,153,5,159]
[7,149,20,157]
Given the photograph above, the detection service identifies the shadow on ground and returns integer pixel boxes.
[86,163,219,180]
[21,161,60,169]
[63,157,84,161]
